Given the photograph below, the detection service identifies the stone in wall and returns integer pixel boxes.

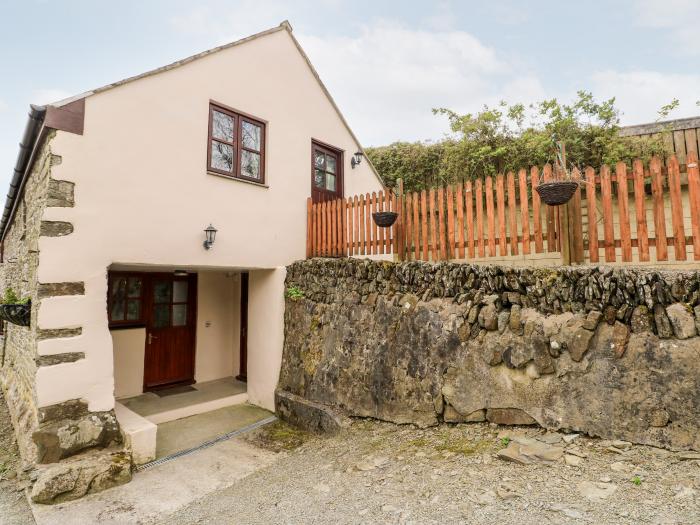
[280,258,700,451]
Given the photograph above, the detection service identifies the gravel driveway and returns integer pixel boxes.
[161,419,700,524]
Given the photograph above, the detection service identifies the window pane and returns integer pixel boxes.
[212,110,234,142]
[314,150,325,169]
[172,304,187,326]
[126,299,141,321]
[314,169,324,188]
[211,141,234,172]
[326,173,336,191]
[110,299,125,321]
[173,281,188,303]
[153,304,170,328]
[241,150,261,179]
[153,281,171,304]
[326,155,336,174]
[127,277,141,298]
[241,121,261,151]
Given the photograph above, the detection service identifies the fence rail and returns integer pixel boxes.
[307,152,700,265]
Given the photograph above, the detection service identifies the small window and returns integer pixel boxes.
[208,103,265,183]
[311,141,343,203]
[108,273,144,327]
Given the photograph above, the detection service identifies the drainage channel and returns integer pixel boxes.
[136,415,278,472]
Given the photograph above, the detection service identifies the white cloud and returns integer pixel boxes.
[635,0,700,54]
[298,21,546,145]
[31,89,72,106]
[591,69,700,124]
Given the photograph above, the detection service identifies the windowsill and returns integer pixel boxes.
[207,171,269,188]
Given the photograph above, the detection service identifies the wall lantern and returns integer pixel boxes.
[351,151,363,169]
[203,224,218,250]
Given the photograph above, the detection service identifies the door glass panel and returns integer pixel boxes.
[241,121,261,151]
[153,304,170,328]
[326,173,336,191]
[110,298,125,321]
[326,155,336,174]
[173,281,188,303]
[240,150,261,179]
[126,299,141,321]
[212,110,234,142]
[153,281,171,303]
[127,277,142,298]
[211,141,234,172]
[110,278,126,320]
[172,304,187,326]
[314,169,324,189]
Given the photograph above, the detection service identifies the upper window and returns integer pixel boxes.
[207,103,265,183]
[311,141,343,203]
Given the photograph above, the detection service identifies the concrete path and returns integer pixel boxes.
[31,437,277,525]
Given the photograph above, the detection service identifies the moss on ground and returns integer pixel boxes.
[248,421,311,453]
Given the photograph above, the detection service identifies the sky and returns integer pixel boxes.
[1,0,699,192]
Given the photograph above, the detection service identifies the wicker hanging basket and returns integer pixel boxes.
[535,181,579,206]
[372,211,398,228]
[0,302,31,327]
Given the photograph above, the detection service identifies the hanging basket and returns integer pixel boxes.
[0,302,30,327]
[372,211,398,228]
[536,181,579,206]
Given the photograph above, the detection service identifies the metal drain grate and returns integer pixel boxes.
[136,415,277,471]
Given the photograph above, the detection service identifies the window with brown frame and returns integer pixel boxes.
[207,103,266,183]
[108,273,144,327]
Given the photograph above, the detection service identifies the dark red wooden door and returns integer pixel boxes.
[311,141,343,203]
[143,274,197,390]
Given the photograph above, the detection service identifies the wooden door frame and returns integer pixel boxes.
[311,139,344,203]
[142,272,198,391]
[236,272,248,382]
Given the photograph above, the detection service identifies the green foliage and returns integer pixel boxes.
[285,286,305,301]
[500,437,510,447]
[1,289,28,305]
[631,475,643,486]
[366,92,673,193]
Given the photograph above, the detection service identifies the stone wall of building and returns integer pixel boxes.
[0,132,129,504]
[280,258,700,451]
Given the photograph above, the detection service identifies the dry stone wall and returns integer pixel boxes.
[280,258,700,451]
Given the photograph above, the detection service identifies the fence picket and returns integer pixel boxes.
[667,156,686,260]
[485,176,496,257]
[429,188,437,261]
[507,171,518,255]
[404,193,412,259]
[475,179,485,257]
[370,192,377,255]
[456,184,465,259]
[438,187,447,260]
[519,169,530,255]
[616,162,632,262]
[543,164,556,252]
[421,190,429,260]
[632,160,649,262]
[687,151,700,260]
[365,193,372,255]
[496,174,506,256]
[377,191,384,255]
[650,156,668,261]
[585,167,598,262]
[465,181,475,258]
[531,166,543,253]
[569,168,584,263]
[413,192,420,261]
[446,185,455,259]
[600,165,616,262]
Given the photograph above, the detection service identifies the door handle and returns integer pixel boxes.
[148,333,158,345]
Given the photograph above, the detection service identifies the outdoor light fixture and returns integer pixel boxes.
[351,151,363,169]
[203,224,217,250]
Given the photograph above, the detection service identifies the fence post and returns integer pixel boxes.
[395,178,404,261]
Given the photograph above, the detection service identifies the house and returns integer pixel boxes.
[0,20,384,502]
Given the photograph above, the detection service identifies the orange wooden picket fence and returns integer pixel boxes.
[307,152,700,265]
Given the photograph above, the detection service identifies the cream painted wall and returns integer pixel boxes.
[247,267,286,411]
[111,328,146,399]
[195,271,240,383]
[33,26,383,411]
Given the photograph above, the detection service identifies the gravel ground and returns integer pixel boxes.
[0,393,35,525]
[161,419,700,525]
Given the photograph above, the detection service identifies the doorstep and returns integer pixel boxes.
[119,377,248,424]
